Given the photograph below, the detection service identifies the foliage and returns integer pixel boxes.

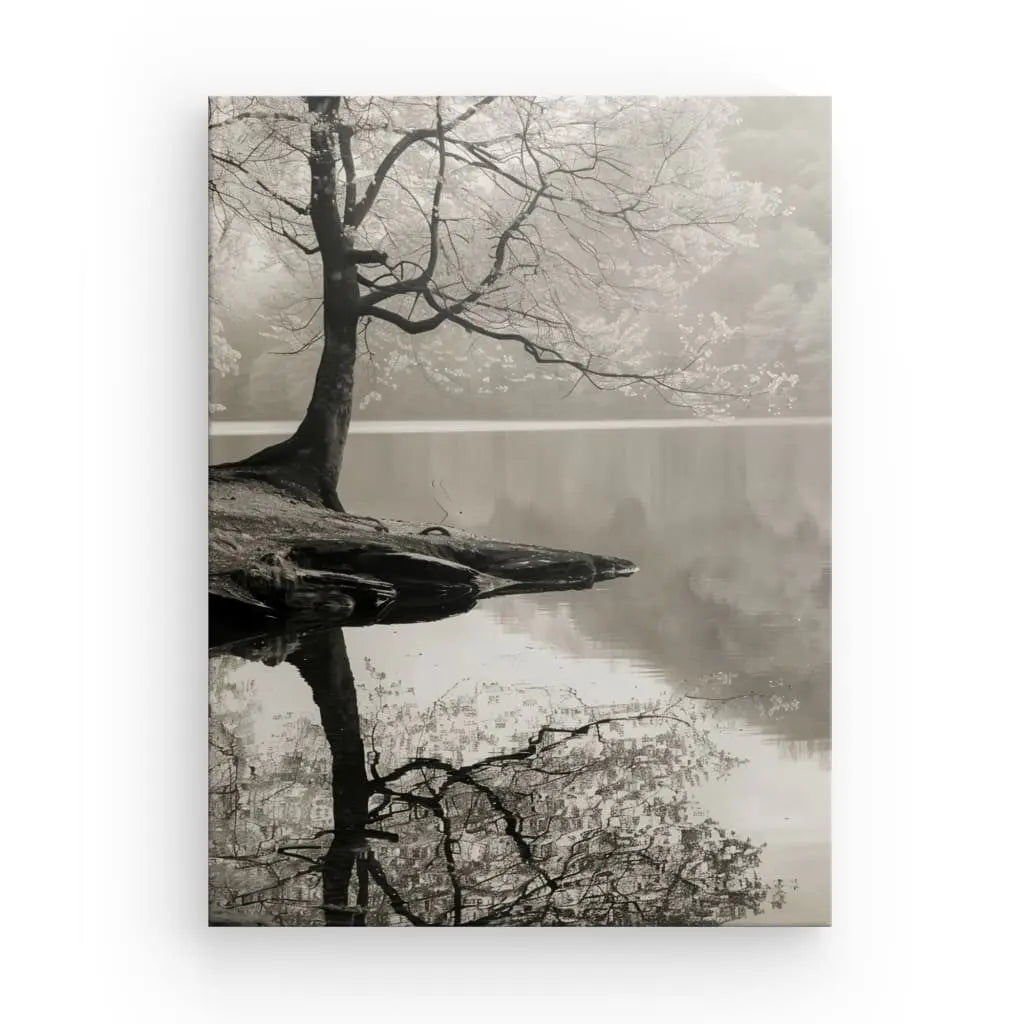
[209,96,796,418]
[208,652,787,926]
[689,99,831,413]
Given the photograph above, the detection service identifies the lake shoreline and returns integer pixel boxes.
[209,473,638,652]
[210,416,832,437]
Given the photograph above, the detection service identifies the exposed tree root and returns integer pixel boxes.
[209,474,637,652]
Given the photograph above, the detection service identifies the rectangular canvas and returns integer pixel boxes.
[208,96,831,926]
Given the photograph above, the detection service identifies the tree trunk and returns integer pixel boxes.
[288,628,372,926]
[214,96,360,511]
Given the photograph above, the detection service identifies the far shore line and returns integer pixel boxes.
[210,416,831,437]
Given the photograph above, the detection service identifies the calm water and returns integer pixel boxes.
[209,422,830,926]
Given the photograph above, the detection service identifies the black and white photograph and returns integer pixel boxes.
[18,0,1024,1017]
[207,95,830,926]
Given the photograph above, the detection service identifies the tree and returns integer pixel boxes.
[208,208,240,413]
[208,96,792,511]
[687,98,831,413]
[209,628,787,926]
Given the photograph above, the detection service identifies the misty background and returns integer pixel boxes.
[210,98,830,421]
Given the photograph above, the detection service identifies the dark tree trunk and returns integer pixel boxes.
[214,96,361,512]
[287,628,372,926]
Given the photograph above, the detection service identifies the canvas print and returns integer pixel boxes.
[208,96,831,926]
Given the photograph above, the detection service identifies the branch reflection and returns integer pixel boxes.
[209,626,787,926]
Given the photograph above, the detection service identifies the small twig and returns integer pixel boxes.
[430,479,451,525]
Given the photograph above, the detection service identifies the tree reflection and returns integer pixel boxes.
[479,427,831,745]
[298,424,831,745]
[209,628,786,926]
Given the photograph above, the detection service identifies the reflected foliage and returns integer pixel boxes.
[387,425,829,741]
[209,629,786,926]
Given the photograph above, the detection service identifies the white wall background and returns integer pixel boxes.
[4,2,1021,1021]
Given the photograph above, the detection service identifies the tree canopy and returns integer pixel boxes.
[209,96,798,420]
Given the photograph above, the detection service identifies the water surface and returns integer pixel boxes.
[209,421,830,925]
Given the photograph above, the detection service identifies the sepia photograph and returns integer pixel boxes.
[14,0,1020,1016]
[15,0,1018,1013]
[207,95,831,927]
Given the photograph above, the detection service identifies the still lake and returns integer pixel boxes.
[209,420,830,926]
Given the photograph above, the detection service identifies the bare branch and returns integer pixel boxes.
[209,109,305,131]
[350,97,497,227]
